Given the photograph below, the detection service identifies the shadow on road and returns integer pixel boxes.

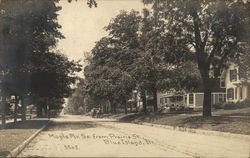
[117,113,143,122]
[0,151,10,157]
[116,112,198,123]
[94,119,118,123]
[1,120,49,130]
[44,121,103,131]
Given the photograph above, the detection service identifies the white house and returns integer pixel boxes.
[222,63,250,102]
[157,90,185,108]
[157,78,226,108]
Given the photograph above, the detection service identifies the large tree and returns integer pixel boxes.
[143,0,249,116]
[30,52,81,116]
[136,8,194,112]
[84,37,136,114]
[84,9,198,114]
[0,0,80,126]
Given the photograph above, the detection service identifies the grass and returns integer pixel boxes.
[0,119,49,158]
[102,107,250,135]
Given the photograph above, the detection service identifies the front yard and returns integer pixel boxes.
[0,119,49,157]
[103,107,250,135]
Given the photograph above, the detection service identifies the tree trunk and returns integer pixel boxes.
[124,100,127,114]
[110,104,114,113]
[106,104,109,114]
[103,104,106,113]
[152,89,158,113]
[203,87,212,117]
[110,100,115,114]
[135,99,138,112]
[1,98,7,129]
[114,104,117,113]
[37,105,42,117]
[48,105,50,119]
[21,98,26,121]
[111,100,117,114]
[44,104,48,117]
[46,98,50,119]
[201,70,212,117]
[14,95,18,123]
[130,103,132,113]
[142,90,147,113]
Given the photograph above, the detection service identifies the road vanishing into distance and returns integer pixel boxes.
[19,115,250,157]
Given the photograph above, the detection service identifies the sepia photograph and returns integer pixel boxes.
[0,0,250,157]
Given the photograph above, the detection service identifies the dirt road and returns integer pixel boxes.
[18,115,250,157]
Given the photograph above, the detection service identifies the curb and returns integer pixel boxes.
[133,121,250,141]
[7,120,51,158]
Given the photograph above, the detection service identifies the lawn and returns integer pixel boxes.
[0,119,49,157]
[102,107,250,135]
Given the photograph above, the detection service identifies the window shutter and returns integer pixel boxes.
[239,67,241,80]
[234,69,237,81]
[232,88,234,100]
[230,70,233,81]
[227,89,230,99]
[240,87,243,99]
[235,88,237,100]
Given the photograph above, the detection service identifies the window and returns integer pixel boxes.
[230,69,237,82]
[189,94,194,104]
[227,88,234,99]
[240,87,243,100]
[220,78,225,88]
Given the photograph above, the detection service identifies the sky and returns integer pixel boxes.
[56,0,148,71]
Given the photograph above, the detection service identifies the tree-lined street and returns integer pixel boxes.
[1,0,250,157]
[19,115,249,157]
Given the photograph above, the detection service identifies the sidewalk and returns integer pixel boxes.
[0,118,49,158]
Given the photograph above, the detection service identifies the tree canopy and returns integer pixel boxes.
[142,0,249,116]
[80,9,201,114]
[0,0,81,118]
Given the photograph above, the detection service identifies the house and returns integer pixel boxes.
[157,78,226,108]
[222,63,250,102]
[158,61,250,109]
[157,90,185,108]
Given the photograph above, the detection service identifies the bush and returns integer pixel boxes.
[223,99,250,110]
[212,102,224,109]
[213,99,250,110]
[169,104,191,112]
[237,99,250,108]
[158,106,169,113]
[224,102,237,110]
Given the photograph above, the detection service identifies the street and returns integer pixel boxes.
[18,115,250,157]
